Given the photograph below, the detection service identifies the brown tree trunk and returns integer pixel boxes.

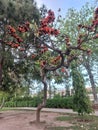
[0,58,3,88]
[83,56,98,102]
[36,70,47,123]
[49,80,52,99]
[0,97,5,109]
[0,63,2,87]
[86,65,98,102]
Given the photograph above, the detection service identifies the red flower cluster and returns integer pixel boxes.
[40,60,46,68]
[18,21,30,32]
[92,7,98,26]
[31,54,36,59]
[39,10,59,36]
[93,33,98,39]
[61,67,65,72]
[19,48,25,51]
[87,49,92,55]
[40,10,55,27]
[7,25,23,43]
[65,36,70,46]
[39,27,59,36]
[51,55,61,64]
[6,41,20,48]
[40,45,48,54]
[7,25,16,33]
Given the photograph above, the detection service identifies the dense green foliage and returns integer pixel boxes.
[5,96,73,108]
[71,62,93,115]
[0,0,40,93]
[46,96,73,108]
[5,96,42,107]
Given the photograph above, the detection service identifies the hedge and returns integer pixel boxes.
[5,96,73,109]
[5,96,42,107]
[46,97,73,108]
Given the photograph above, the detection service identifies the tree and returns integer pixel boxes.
[71,61,93,115]
[59,3,98,102]
[0,0,39,92]
[3,7,98,123]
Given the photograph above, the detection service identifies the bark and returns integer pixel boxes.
[0,58,3,88]
[0,97,5,109]
[36,70,47,123]
[65,76,70,96]
[49,80,51,99]
[86,65,98,102]
[83,56,98,102]
[0,63,2,87]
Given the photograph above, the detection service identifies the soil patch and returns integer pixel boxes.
[0,110,73,130]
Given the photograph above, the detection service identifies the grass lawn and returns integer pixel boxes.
[47,113,98,130]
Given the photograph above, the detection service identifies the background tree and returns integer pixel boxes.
[58,3,98,102]
[71,61,93,115]
[0,0,39,93]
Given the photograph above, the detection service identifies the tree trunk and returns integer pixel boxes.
[49,80,51,99]
[36,70,47,123]
[0,63,2,87]
[86,65,98,102]
[83,56,98,102]
[0,97,5,109]
[36,104,44,123]
[65,76,70,96]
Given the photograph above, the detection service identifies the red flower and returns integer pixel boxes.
[11,33,18,38]
[61,67,65,72]
[92,20,98,26]
[11,43,20,48]
[40,60,46,68]
[39,10,59,36]
[31,54,36,58]
[16,36,23,43]
[17,21,30,33]
[87,49,92,55]
[51,56,61,64]
[44,47,48,51]
[19,48,25,51]
[93,34,98,39]
[25,21,30,26]
[65,36,70,46]
[6,42,13,45]
[7,25,16,33]
[18,26,29,32]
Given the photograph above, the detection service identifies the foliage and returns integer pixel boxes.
[71,62,93,115]
[0,0,40,93]
[0,91,9,103]
[5,96,42,107]
[46,97,73,108]
[0,0,40,23]
[5,96,73,109]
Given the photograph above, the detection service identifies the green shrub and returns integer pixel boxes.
[46,96,73,109]
[5,96,42,107]
[5,96,73,109]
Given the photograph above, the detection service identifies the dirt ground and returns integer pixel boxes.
[0,110,73,130]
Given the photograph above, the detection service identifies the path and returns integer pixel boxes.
[7,107,98,116]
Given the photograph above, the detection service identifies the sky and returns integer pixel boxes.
[35,0,98,16]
